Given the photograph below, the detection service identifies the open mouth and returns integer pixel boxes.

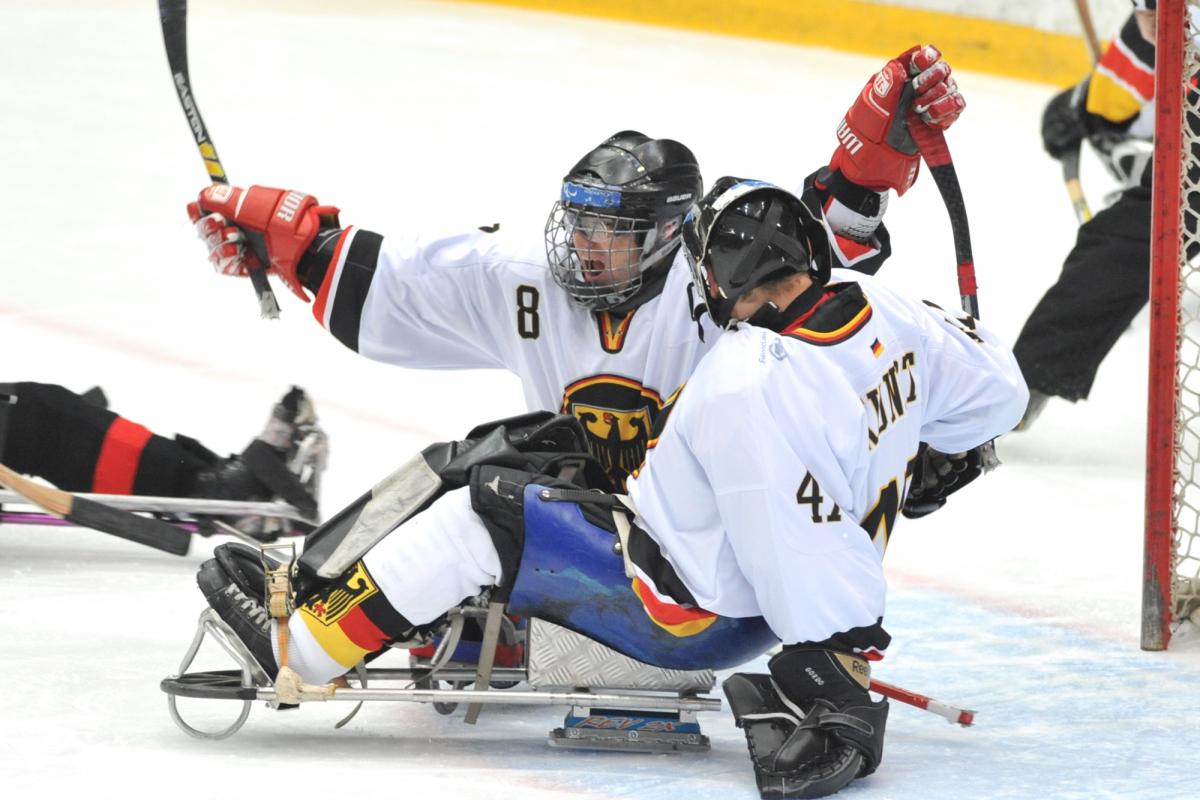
[580,258,607,277]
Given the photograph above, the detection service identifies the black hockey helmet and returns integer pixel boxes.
[683,177,831,329]
[545,131,702,311]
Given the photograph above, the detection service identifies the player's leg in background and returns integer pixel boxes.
[0,381,210,495]
[1011,185,1152,424]
[0,383,325,518]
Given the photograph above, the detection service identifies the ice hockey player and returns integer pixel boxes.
[190,174,1023,798]
[188,49,1010,799]
[638,176,1025,797]
[0,383,325,538]
[1013,0,1189,428]
[186,45,965,492]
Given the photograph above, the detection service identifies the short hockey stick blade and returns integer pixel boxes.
[0,464,191,556]
[870,678,975,726]
[159,0,281,320]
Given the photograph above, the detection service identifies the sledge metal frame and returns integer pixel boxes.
[162,608,722,745]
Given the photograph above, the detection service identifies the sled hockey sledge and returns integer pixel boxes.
[163,603,724,753]
[161,410,777,751]
[160,411,974,750]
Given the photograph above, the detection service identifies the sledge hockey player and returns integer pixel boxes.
[185,45,965,492]
[1014,0,1191,427]
[0,383,326,539]
[190,174,1024,798]
[188,51,1017,798]
[184,43,963,667]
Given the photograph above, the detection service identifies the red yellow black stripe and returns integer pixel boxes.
[632,578,718,637]
[784,301,872,346]
[297,561,409,668]
[596,310,636,353]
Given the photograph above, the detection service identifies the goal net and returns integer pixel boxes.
[1144,0,1200,649]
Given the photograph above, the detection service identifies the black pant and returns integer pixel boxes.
[1012,186,1152,401]
[0,382,209,495]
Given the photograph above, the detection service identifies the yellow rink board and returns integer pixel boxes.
[447,0,1092,86]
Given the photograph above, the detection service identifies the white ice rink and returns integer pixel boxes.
[3,1,1199,797]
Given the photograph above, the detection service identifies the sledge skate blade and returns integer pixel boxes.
[163,609,724,745]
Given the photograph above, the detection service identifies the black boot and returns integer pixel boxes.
[196,543,281,676]
[186,387,329,539]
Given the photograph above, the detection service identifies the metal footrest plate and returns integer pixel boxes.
[549,707,710,753]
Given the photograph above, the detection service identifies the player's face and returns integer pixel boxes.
[728,273,815,325]
[1135,10,1156,44]
[729,285,771,322]
[571,222,642,286]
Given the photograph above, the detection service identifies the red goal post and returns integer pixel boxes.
[1144,0,1200,650]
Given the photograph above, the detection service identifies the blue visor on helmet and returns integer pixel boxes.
[562,181,622,209]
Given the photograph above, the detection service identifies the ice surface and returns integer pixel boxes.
[2,2,1198,798]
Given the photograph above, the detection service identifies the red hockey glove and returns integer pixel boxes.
[187,185,340,302]
[829,44,966,195]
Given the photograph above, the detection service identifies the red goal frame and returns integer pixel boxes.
[1144,0,1194,650]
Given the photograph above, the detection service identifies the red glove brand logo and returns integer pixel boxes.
[872,69,893,99]
[836,119,864,155]
[276,190,306,223]
[207,184,234,204]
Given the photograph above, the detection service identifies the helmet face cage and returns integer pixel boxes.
[546,133,700,311]
[545,201,659,311]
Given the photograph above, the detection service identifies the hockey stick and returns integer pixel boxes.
[0,511,199,532]
[906,117,1002,463]
[1074,0,1104,63]
[159,0,281,320]
[1062,0,1102,224]
[870,678,974,726]
[1061,146,1094,224]
[907,118,979,318]
[0,490,314,522]
[0,464,191,556]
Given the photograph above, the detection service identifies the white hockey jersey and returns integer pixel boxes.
[626,270,1028,648]
[307,213,887,487]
